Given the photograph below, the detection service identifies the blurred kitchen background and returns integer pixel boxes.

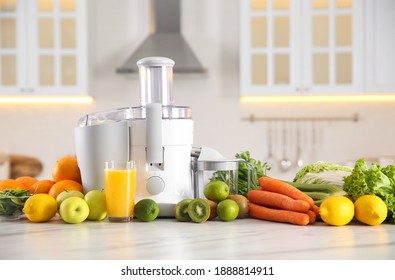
[0,0,395,181]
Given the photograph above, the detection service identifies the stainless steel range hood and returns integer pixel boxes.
[116,0,205,74]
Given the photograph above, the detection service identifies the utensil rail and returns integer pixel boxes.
[242,113,359,123]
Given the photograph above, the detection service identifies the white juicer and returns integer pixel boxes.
[75,57,194,217]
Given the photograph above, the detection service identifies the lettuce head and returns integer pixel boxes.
[343,158,395,222]
[382,165,395,187]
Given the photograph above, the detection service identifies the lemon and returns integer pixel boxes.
[23,194,58,222]
[319,196,354,226]
[354,195,387,226]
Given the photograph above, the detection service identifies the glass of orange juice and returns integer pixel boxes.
[104,160,136,222]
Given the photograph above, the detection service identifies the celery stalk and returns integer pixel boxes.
[284,181,348,206]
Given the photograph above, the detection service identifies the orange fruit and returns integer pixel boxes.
[48,179,83,199]
[0,179,28,191]
[52,156,82,184]
[16,176,38,190]
[29,179,56,194]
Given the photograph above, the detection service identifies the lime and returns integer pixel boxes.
[134,199,160,222]
[204,180,230,202]
[319,196,354,226]
[227,194,249,219]
[354,195,387,226]
[217,199,239,222]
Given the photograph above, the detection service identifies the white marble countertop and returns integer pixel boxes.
[0,218,395,260]
[1,216,394,260]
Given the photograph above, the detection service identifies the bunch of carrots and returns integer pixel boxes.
[247,176,320,226]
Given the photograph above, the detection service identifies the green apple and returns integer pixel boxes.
[59,197,89,224]
[56,190,85,208]
[84,189,107,221]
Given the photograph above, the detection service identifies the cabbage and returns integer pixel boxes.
[293,161,352,186]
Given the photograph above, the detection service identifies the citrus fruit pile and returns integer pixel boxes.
[0,156,83,198]
[319,194,387,226]
[1,156,94,223]
[0,155,163,224]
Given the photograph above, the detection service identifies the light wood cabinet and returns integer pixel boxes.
[240,0,364,96]
[0,0,88,96]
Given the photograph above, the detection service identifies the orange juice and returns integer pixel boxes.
[104,168,136,221]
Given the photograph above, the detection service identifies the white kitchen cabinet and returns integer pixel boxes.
[240,0,364,96]
[0,0,88,96]
[364,0,395,93]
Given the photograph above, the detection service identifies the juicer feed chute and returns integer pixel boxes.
[137,57,174,106]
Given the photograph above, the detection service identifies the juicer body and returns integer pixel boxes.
[74,117,194,217]
[129,117,194,216]
[75,120,130,193]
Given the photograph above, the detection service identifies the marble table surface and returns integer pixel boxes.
[1,215,395,260]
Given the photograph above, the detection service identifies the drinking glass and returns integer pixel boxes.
[104,160,136,222]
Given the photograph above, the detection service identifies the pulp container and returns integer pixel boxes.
[193,159,251,199]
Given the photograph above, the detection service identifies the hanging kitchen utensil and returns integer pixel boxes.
[310,120,318,163]
[265,121,276,167]
[279,121,292,172]
[296,121,304,168]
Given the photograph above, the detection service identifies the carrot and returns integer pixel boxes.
[248,190,310,213]
[306,210,316,224]
[248,202,310,226]
[311,204,320,215]
[258,176,315,208]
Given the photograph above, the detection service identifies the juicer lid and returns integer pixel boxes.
[196,147,227,161]
[192,147,240,171]
[76,105,192,127]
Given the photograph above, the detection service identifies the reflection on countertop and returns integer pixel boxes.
[1,216,394,260]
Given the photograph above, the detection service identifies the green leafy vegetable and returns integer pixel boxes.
[382,165,395,187]
[0,188,31,217]
[343,158,395,222]
[293,161,352,186]
[210,151,270,197]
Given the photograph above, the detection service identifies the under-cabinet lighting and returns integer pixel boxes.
[240,94,395,103]
[0,96,94,104]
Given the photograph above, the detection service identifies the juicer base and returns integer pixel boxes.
[157,203,177,218]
